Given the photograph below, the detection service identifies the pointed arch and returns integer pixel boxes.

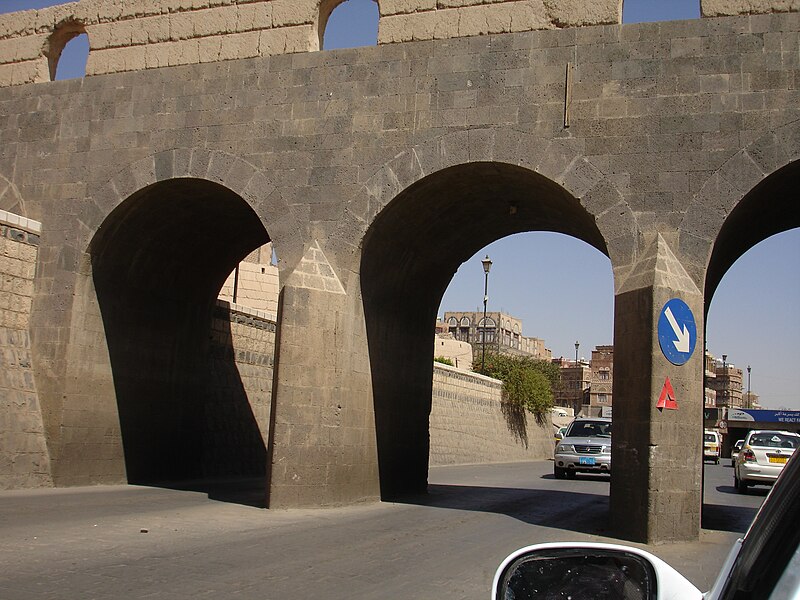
[678,119,800,301]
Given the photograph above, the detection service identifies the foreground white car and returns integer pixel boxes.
[493,451,800,600]
[734,429,799,492]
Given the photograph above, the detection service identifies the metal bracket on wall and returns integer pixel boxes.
[564,62,573,129]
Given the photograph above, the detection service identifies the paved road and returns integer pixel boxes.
[0,461,764,599]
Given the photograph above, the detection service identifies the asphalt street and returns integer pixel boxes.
[0,460,765,599]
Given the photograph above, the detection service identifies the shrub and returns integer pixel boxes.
[475,352,557,419]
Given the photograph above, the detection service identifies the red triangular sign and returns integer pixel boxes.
[657,377,678,410]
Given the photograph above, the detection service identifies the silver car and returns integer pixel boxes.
[734,429,799,492]
[553,417,611,479]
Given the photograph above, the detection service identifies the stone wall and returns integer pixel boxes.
[702,0,800,17]
[0,0,625,86]
[429,363,553,466]
[0,211,52,489]
[1,0,796,87]
[206,300,276,479]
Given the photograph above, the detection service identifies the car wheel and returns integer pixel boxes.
[714,458,719,465]
[554,467,566,480]
[735,475,749,493]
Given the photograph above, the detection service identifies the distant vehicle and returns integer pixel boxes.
[704,429,721,464]
[493,451,800,600]
[553,417,611,479]
[730,439,744,467]
[734,429,800,493]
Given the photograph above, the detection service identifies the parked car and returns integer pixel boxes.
[553,417,611,479]
[733,429,799,493]
[730,439,743,467]
[704,429,721,464]
[493,451,800,600]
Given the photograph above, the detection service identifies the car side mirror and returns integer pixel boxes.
[492,543,703,600]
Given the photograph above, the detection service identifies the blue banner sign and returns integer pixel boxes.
[728,408,800,424]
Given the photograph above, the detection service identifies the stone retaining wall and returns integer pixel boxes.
[0,211,51,489]
[206,300,276,478]
[429,362,553,466]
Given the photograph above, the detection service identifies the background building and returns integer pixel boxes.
[442,311,551,362]
[587,345,614,416]
[218,243,279,316]
[704,352,718,407]
[708,357,744,408]
[552,358,591,417]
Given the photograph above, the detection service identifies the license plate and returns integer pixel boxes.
[768,456,787,464]
[579,457,596,465]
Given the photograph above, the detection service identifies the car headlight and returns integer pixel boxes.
[556,444,571,453]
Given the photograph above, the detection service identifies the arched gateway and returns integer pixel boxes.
[1,1,799,544]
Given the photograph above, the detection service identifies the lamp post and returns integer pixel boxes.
[574,341,581,414]
[722,354,728,406]
[747,365,752,407]
[480,255,492,373]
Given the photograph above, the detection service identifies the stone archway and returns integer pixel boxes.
[35,149,294,494]
[89,177,271,486]
[359,159,614,497]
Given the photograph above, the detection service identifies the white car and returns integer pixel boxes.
[553,418,611,479]
[704,429,721,464]
[493,451,800,599]
[730,439,744,467]
[734,429,799,493]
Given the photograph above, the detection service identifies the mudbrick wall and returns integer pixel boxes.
[0,211,52,489]
[2,0,794,87]
[429,362,553,466]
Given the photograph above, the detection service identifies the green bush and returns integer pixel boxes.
[476,352,558,419]
[434,356,454,366]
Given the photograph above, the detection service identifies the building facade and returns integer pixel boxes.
[552,358,591,417]
[708,358,744,408]
[442,311,551,363]
[588,345,614,416]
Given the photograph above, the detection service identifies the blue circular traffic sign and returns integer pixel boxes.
[658,298,697,366]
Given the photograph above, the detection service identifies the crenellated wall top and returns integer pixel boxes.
[0,0,796,87]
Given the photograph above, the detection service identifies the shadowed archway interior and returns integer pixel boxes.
[90,178,270,489]
[360,162,609,498]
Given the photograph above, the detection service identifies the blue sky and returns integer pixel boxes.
[3,0,798,409]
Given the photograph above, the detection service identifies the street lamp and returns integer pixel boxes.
[747,365,752,407]
[480,255,492,373]
[722,354,728,406]
[574,341,581,414]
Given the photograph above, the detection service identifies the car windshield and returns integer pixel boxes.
[705,433,716,443]
[567,421,611,438]
[748,433,798,449]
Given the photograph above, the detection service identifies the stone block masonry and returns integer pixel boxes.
[0,0,795,87]
[430,363,553,465]
[0,213,52,489]
[207,300,277,479]
[0,0,626,86]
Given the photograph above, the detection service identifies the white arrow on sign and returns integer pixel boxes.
[664,307,690,353]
